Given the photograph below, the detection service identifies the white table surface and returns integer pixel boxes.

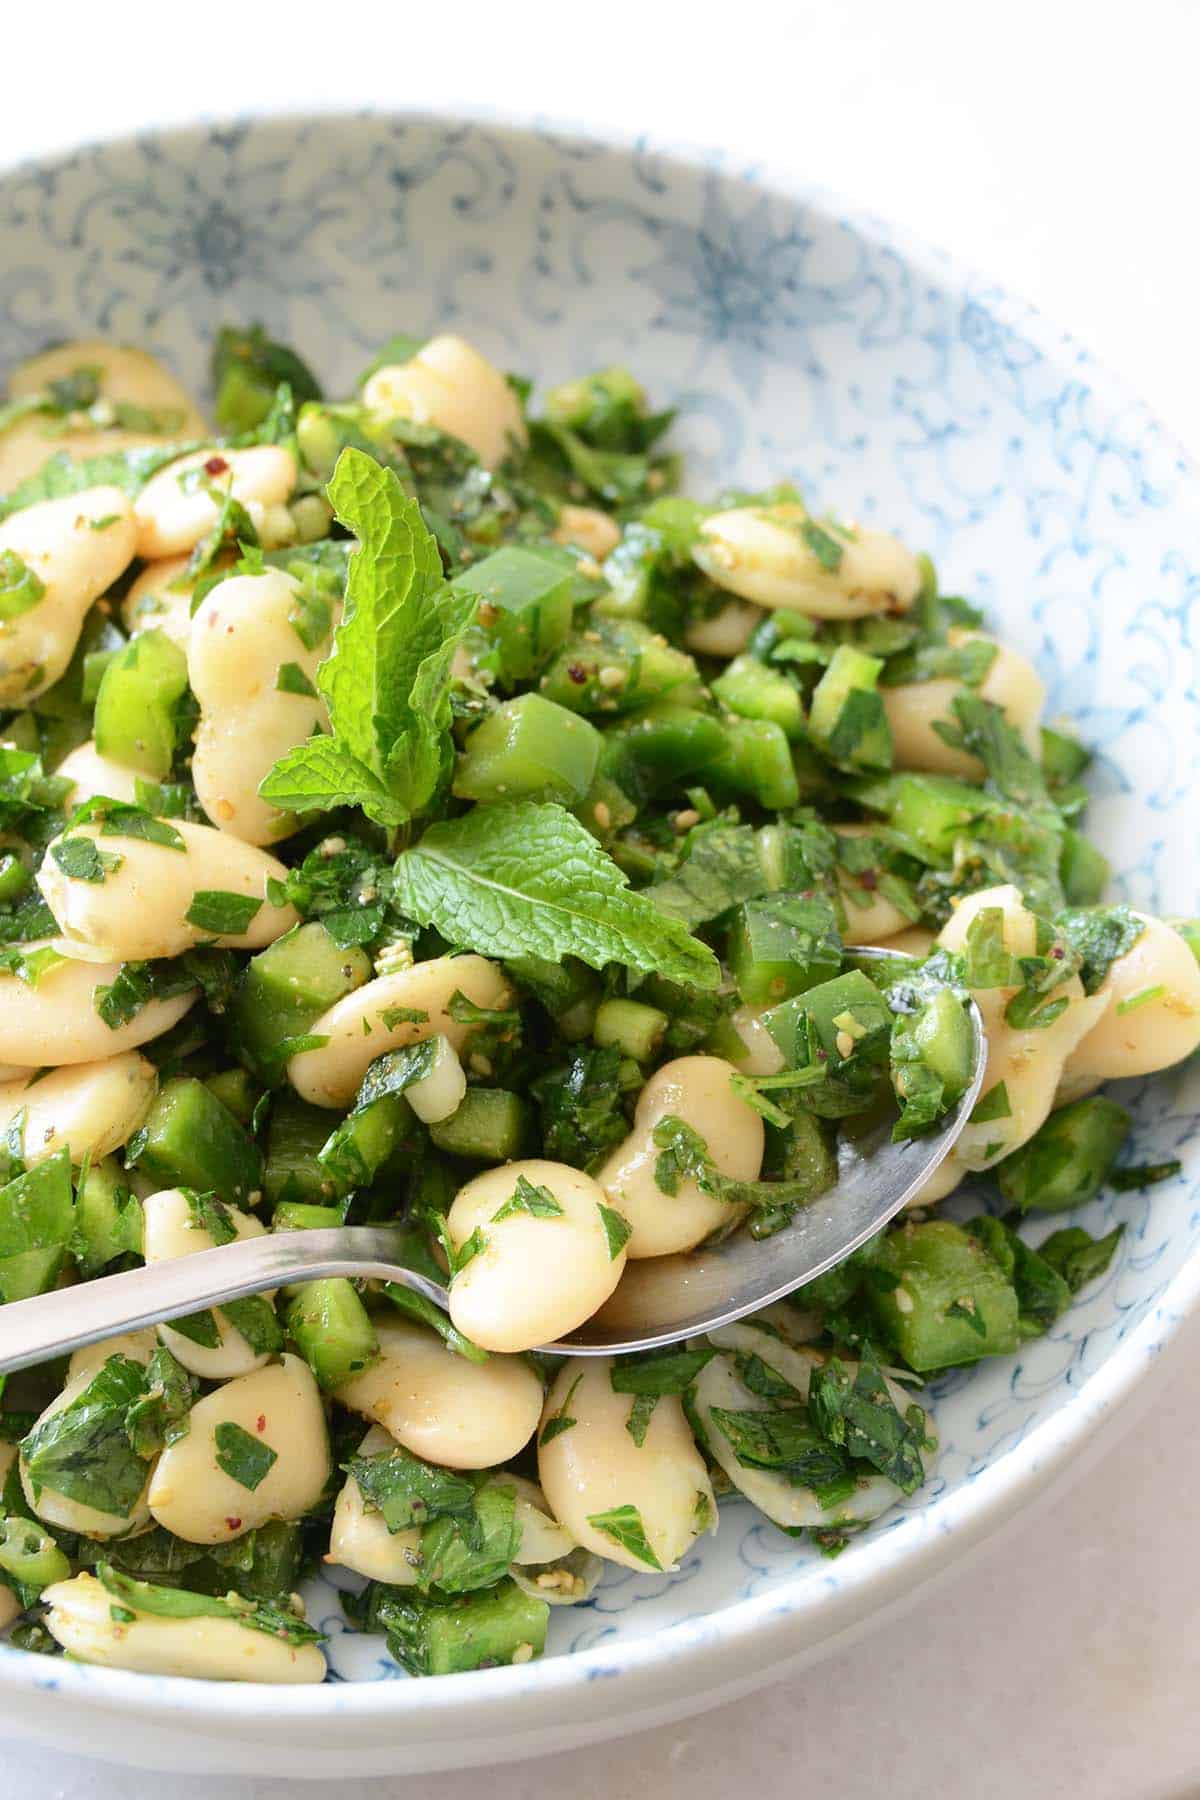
[2,3,1198,1794]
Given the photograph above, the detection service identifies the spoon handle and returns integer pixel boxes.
[0,1228,450,1376]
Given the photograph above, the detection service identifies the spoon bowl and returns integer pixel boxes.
[0,951,983,1374]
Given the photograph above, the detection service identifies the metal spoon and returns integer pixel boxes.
[0,950,983,1373]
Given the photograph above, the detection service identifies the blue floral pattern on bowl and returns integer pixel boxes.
[0,111,1197,1738]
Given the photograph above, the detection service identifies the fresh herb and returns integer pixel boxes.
[345,1445,474,1532]
[260,449,476,828]
[1108,1160,1181,1191]
[185,891,264,936]
[653,1117,718,1198]
[610,1346,715,1396]
[94,960,198,1031]
[221,1295,285,1355]
[1037,1223,1125,1291]
[597,1203,633,1260]
[800,518,846,572]
[1055,905,1145,994]
[491,1175,564,1222]
[449,1226,488,1276]
[381,1282,488,1364]
[708,1405,854,1500]
[533,1046,629,1169]
[50,837,121,883]
[94,1566,324,1647]
[970,1082,1011,1123]
[69,798,186,851]
[0,550,46,620]
[625,1396,658,1446]
[807,1349,927,1494]
[124,1347,194,1459]
[275,662,318,698]
[214,1421,278,1491]
[419,1480,520,1594]
[539,1372,583,1446]
[648,824,768,929]
[20,1356,151,1516]
[585,1503,663,1570]
[391,801,719,988]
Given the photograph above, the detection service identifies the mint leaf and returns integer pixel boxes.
[214,1420,278,1491]
[391,801,719,989]
[94,1565,324,1647]
[585,1502,663,1569]
[491,1175,564,1222]
[259,448,475,828]
[184,890,263,935]
[346,1444,474,1532]
[597,1203,632,1259]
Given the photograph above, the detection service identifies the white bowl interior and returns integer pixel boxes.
[0,110,1197,1763]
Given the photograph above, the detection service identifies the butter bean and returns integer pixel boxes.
[0,487,136,702]
[446,1159,625,1352]
[38,819,296,962]
[334,1319,542,1470]
[538,1358,714,1572]
[288,955,511,1108]
[148,1354,329,1546]
[596,1055,763,1258]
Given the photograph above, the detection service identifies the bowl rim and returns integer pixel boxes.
[1,100,1198,1735]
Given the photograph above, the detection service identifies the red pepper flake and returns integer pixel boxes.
[256,1414,267,1432]
[859,868,878,891]
[567,663,588,685]
[225,1517,242,1531]
[1051,946,1064,959]
[204,455,229,476]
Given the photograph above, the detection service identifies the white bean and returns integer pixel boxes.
[37,818,297,962]
[552,505,620,561]
[693,503,922,620]
[148,1353,329,1545]
[362,335,526,470]
[0,342,207,492]
[189,568,334,845]
[403,1035,467,1124]
[68,1330,156,1384]
[143,1189,274,1379]
[497,1472,577,1565]
[1061,913,1200,1086]
[0,1054,156,1165]
[881,632,1045,776]
[327,1425,422,1585]
[728,1005,786,1076]
[21,1367,152,1539]
[288,955,512,1108]
[691,1348,925,1527]
[0,487,136,702]
[133,445,297,559]
[835,823,915,944]
[537,1358,715,1572]
[445,1158,626,1352]
[54,739,142,806]
[683,597,763,658]
[918,885,1110,1200]
[121,554,213,647]
[41,1572,325,1683]
[0,951,193,1064]
[596,1055,763,1258]
[334,1318,542,1470]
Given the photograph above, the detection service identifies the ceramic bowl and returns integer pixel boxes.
[0,110,1197,1778]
